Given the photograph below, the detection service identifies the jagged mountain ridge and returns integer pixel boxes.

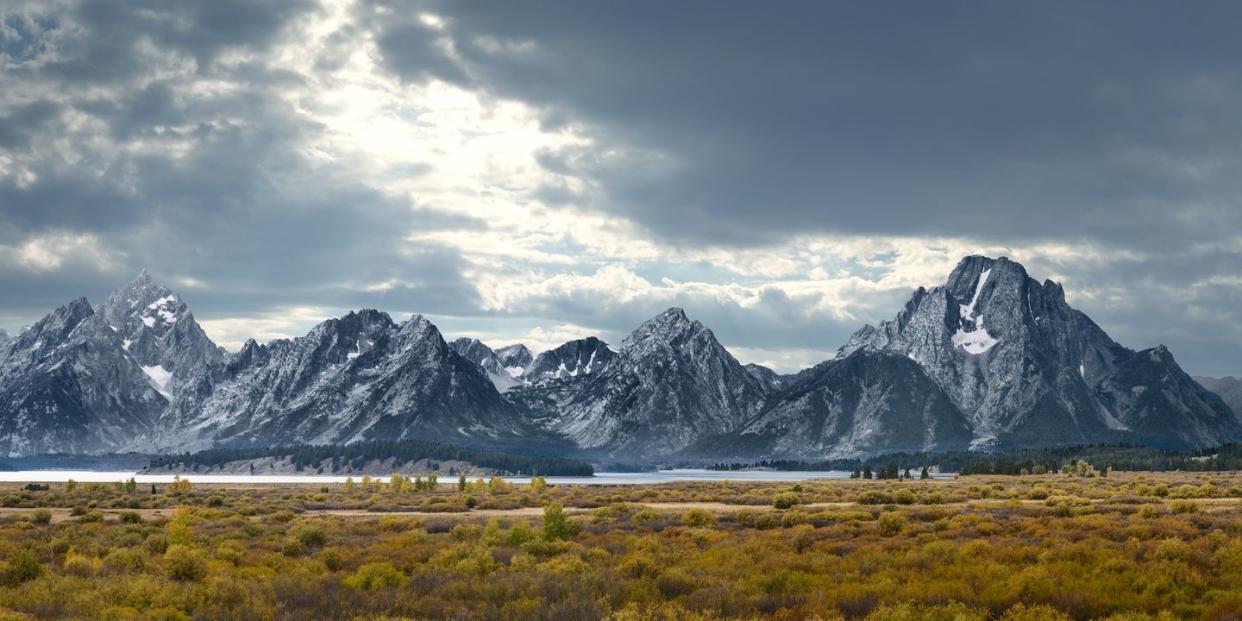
[163,310,565,453]
[835,256,1240,451]
[97,269,224,398]
[0,298,167,455]
[449,338,523,392]
[744,363,789,392]
[495,344,533,372]
[0,260,1236,459]
[523,337,615,382]
[508,308,769,459]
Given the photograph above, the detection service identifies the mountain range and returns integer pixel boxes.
[1,256,1238,461]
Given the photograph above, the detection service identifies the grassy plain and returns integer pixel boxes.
[2,472,1242,620]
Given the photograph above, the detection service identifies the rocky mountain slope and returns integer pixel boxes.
[694,350,974,458]
[97,270,224,399]
[509,308,769,458]
[449,338,523,392]
[1196,377,1242,421]
[0,298,167,455]
[523,337,615,382]
[834,256,1239,451]
[495,344,533,372]
[165,310,564,453]
[1,259,1236,459]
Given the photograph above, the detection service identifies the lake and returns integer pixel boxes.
[0,469,952,485]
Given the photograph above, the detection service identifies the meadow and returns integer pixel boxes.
[2,470,1242,620]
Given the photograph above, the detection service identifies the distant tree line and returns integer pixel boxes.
[708,443,1242,475]
[149,440,595,476]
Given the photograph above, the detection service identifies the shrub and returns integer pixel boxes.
[1153,538,1189,562]
[683,508,715,527]
[281,538,304,557]
[30,509,52,525]
[456,546,498,576]
[145,534,169,555]
[859,491,894,505]
[321,548,343,572]
[62,552,96,577]
[1171,500,1199,514]
[102,548,146,574]
[293,524,327,548]
[164,545,207,582]
[877,512,904,536]
[773,492,800,509]
[0,549,42,586]
[632,509,660,523]
[656,568,698,598]
[506,521,537,546]
[119,511,142,524]
[542,503,574,541]
[344,562,406,591]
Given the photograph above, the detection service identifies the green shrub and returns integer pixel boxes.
[542,503,574,541]
[0,549,42,586]
[877,512,904,536]
[344,562,406,591]
[164,545,207,582]
[773,492,800,509]
[682,508,715,527]
[293,524,327,548]
[1171,500,1199,514]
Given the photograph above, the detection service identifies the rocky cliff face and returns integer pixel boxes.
[695,350,973,458]
[0,298,166,455]
[523,337,615,382]
[1,259,1236,459]
[744,363,789,392]
[166,311,561,453]
[837,256,1240,451]
[97,270,225,399]
[510,308,768,458]
[449,337,523,392]
[495,344,533,372]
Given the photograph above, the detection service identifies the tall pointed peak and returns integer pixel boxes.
[121,268,170,296]
[636,307,694,332]
[399,313,440,338]
[625,306,710,351]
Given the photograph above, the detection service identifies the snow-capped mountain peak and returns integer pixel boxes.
[495,343,533,371]
[97,270,223,400]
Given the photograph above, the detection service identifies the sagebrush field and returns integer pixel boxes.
[2,472,1242,620]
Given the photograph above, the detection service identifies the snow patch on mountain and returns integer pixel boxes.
[141,365,173,398]
[951,267,999,355]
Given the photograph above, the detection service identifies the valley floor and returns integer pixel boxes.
[0,472,1240,619]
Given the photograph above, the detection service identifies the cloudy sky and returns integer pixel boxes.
[1,1,1240,376]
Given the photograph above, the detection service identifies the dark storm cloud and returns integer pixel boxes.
[0,0,485,329]
[366,0,1242,249]
[1,1,1240,376]
[354,0,1242,375]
